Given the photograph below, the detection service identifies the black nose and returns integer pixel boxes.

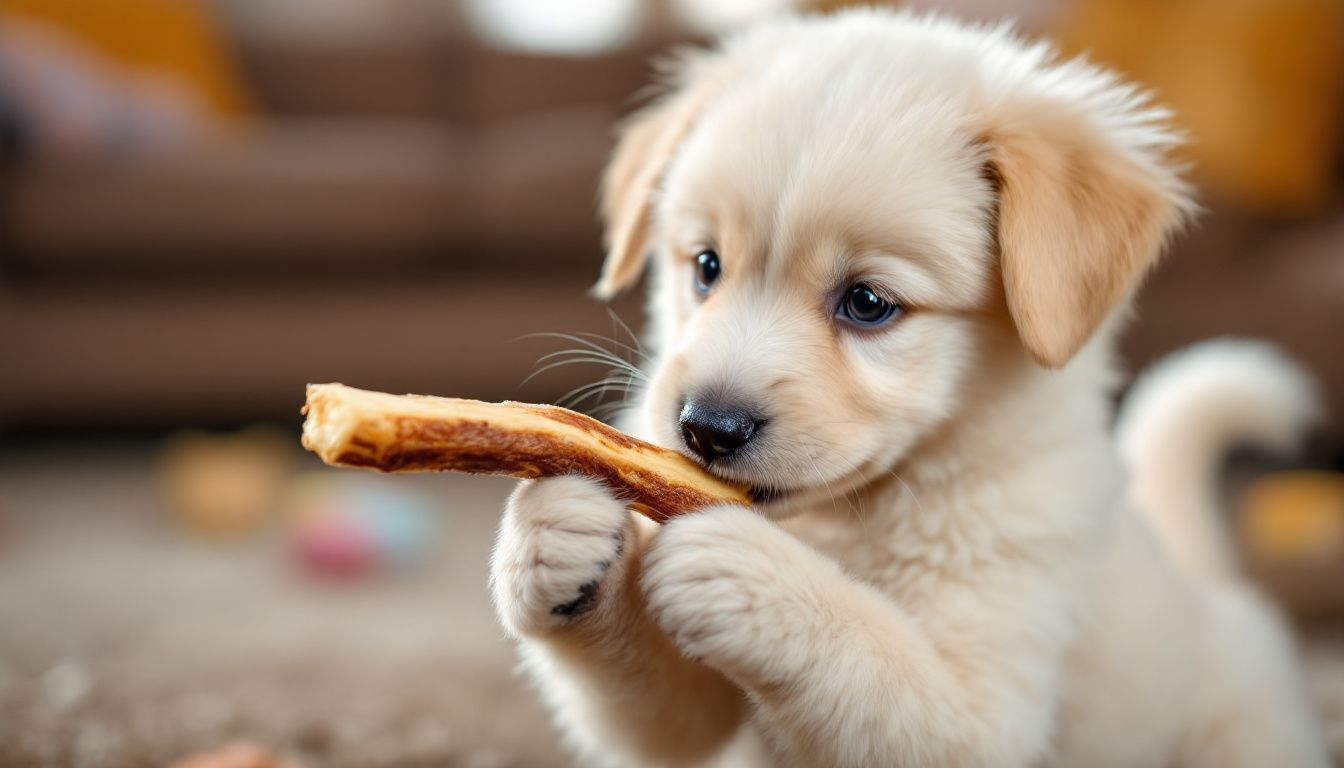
[679,398,760,461]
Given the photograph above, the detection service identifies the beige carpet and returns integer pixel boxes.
[0,441,564,768]
[4,441,1343,767]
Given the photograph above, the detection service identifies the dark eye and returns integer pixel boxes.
[695,249,721,295]
[837,283,901,327]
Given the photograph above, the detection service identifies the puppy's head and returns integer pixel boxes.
[597,12,1192,515]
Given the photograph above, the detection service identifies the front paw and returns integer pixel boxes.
[641,505,815,682]
[490,476,633,637]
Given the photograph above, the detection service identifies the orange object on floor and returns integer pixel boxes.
[170,742,303,768]
[1241,470,1344,565]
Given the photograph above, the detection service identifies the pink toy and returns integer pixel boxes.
[284,473,434,578]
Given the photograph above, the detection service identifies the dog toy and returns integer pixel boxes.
[283,473,434,577]
[158,426,292,538]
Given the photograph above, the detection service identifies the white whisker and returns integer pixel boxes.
[605,307,649,360]
[519,329,650,423]
[889,469,925,516]
[557,374,641,410]
[533,348,645,376]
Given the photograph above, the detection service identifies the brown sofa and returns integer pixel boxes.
[1,4,1340,434]
[0,12,655,429]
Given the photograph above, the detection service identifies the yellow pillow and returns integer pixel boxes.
[1057,0,1344,215]
[0,0,251,115]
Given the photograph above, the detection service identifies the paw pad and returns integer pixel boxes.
[551,579,600,617]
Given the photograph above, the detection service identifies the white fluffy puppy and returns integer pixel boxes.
[490,9,1330,767]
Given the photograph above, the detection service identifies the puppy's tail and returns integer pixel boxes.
[1115,339,1322,583]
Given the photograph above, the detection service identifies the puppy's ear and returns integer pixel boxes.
[983,94,1192,368]
[593,81,711,299]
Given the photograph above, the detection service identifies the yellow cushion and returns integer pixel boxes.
[0,0,251,115]
[1056,0,1344,214]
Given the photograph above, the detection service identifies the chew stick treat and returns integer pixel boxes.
[301,383,752,522]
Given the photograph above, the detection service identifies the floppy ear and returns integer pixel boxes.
[983,96,1192,368]
[593,85,711,299]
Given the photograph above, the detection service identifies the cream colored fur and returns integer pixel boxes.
[489,9,1329,766]
[1117,340,1324,585]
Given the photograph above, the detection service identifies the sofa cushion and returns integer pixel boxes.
[4,120,466,275]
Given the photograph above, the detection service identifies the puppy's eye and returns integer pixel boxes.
[694,249,721,295]
[837,284,901,327]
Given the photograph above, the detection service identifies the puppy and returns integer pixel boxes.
[490,9,1329,766]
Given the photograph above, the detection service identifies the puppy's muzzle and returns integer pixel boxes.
[679,397,761,462]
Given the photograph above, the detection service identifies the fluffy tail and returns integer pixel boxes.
[1115,339,1322,583]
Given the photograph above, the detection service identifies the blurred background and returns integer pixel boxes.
[0,0,1342,765]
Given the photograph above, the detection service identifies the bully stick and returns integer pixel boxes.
[301,383,752,522]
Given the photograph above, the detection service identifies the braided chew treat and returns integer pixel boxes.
[301,383,752,522]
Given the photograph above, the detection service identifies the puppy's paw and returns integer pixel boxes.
[642,505,816,682]
[490,476,633,637]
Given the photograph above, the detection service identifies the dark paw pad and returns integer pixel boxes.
[551,580,600,618]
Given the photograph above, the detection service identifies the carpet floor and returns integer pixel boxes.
[0,441,563,768]
[4,441,1343,767]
